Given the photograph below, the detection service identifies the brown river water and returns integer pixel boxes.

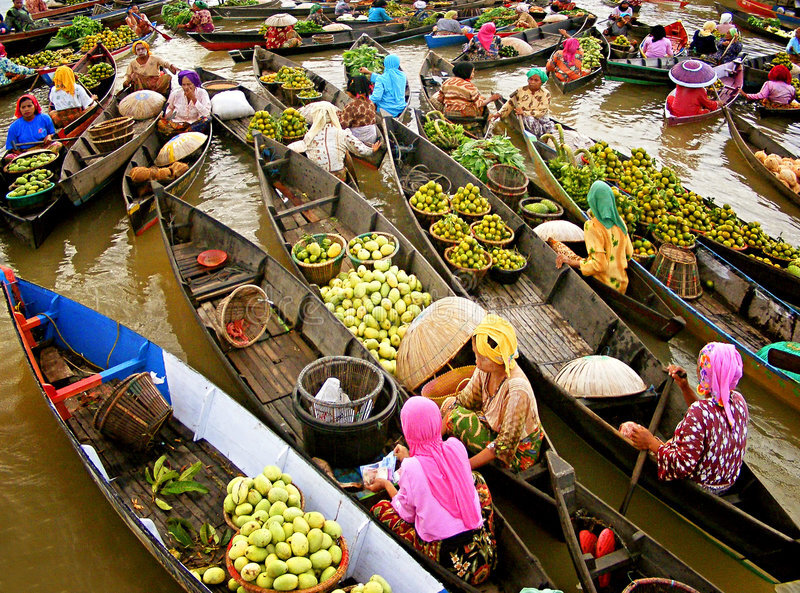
[0,0,799,590]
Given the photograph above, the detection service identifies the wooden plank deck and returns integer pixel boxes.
[173,241,260,303]
[693,293,771,352]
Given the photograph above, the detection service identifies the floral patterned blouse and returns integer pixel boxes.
[0,56,34,86]
[657,393,748,492]
[338,95,376,129]
[186,9,214,32]
[497,86,551,120]
[579,217,634,293]
[463,35,501,61]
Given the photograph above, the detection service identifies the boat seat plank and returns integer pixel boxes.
[693,295,770,352]
[40,346,74,383]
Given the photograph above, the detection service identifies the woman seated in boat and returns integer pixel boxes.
[5,94,62,159]
[546,36,589,83]
[158,70,211,138]
[437,62,501,119]
[716,12,734,36]
[338,75,378,145]
[412,0,429,19]
[432,10,468,36]
[491,68,554,137]
[177,1,214,33]
[24,0,46,15]
[786,28,800,63]
[6,0,48,32]
[126,6,154,38]
[710,27,742,64]
[555,180,634,293]
[48,66,96,128]
[358,54,407,117]
[463,23,502,61]
[263,15,303,49]
[608,0,633,22]
[511,4,537,30]
[368,396,497,585]
[291,101,380,181]
[604,14,631,38]
[689,21,717,57]
[640,25,673,58]
[367,0,393,23]
[335,0,354,18]
[666,59,719,117]
[307,4,332,26]
[0,43,34,85]
[441,314,545,471]
[123,40,178,97]
[623,343,748,494]
[739,64,797,106]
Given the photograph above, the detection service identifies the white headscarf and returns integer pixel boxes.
[302,101,341,146]
[413,0,426,8]
[719,13,732,24]
[516,3,530,12]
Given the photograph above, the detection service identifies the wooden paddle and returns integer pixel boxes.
[132,12,173,41]
[27,74,40,92]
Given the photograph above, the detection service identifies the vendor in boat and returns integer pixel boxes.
[511,4,537,30]
[307,4,332,26]
[689,21,718,57]
[716,12,734,36]
[623,343,748,494]
[358,54,408,117]
[640,25,673,58]
[608,0,633,21]
[665,60,719,117]
[440,314,545,471]
[368,397,497,585]
[367,0,393,23]
[437,62,501,118]
[786,28,800,63]
[710,27,742,64]
[412,0,429,19]
[158,70,211,137]
[546,35,589,83]
[6,0,48,32]
[491,68,553,137]
[126,6,154,38]
[5,94,62,158]
[0,43,35,86]
[555,180,634,293]
[739,64,796,106]
[604,14,631,38]
[433,10,468,36]
[550,0,576,12]
[339,75,378,145]
[123,40,178,97]
[463,22,502,61]
[24,0,47,15]
[335,0,354,17]
[263,15,303,49]
[177,1,214,33]
[48,66,96,128]
[291,101,380,180]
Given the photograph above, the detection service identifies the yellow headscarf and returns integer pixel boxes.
[53,66,76,96]
[699,21,716,37]
[133,40,150,56]
[473,313,518,376]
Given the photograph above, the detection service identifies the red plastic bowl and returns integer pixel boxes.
[197,249,228,268]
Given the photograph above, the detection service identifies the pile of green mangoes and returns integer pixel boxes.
[6,152,56,173]
[499,45,519,58]
[224,466,303,529]
[87,62,114,80]
[431,213,470,242]
[333,576,393,593]
[524,198,559,215]
[246,111,281,143]
[294,235,341,265]
[348,233,397,263]
[579,36,603,70]
[11,48,82,69]
[80,25,136,52]
[8,169,52,197]
[611,35,632,48]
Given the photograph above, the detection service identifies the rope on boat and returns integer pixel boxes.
[400,163,451,196]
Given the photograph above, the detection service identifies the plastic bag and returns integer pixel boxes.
[313,377,352,423]
[360,452,397,486]
[211,90,256,121]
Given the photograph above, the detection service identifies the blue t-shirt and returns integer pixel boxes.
[6,113,56,150]
[367,7,392,22]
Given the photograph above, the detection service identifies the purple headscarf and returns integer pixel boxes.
[178,70,202,89]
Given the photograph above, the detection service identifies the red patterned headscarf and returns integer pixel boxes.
[15,94,41,118]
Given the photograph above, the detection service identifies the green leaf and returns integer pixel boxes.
[178,461,203,482]
[155,497,173,511]
[221,529,233,546]
[167,518,193,546]
[199,523,217,545]
[144,467,154,485]
[154,470,180,492]
[153,455,167,480]
[159,480,209,496]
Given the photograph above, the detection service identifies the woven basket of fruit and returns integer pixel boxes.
[5,179,55,210]
[519,197,563,226]
[346,232,399,267]
[292,233,346,285]
[4,149,58,175]
[421,365,476,408]
[488,247,527,284]
[223,484,305,531]
[429,214,471,252]
[444,237,492,287]
[280,107,309,143]
[470,214,514,248]
[409,179,451,226]
[631,235,657,265]
[450,184,491,219]
[298,89,323,105]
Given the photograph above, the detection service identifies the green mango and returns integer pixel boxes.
[266,559,288,578]
[298,573,318,590]
[272,573,299,591]
[310,549,332,571]
[320,566,337,583]
[286,556,312,575]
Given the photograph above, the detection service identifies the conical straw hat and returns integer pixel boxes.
[554,355,647,398]
[155,132,207,166]
[533,219,584,242]
[396,297,486,391]
[265,13,298,26]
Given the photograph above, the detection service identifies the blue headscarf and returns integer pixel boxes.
[370,54,407,117]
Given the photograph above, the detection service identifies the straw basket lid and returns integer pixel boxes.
[265,13,298,26]
[396,297,486,391]
[555,355,647,399]
[118,89,166,120]
[669,59,717,88]
[533,219,584,242]
[155,132,207,166]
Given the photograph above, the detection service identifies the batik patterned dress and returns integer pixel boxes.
[579,217,634,293]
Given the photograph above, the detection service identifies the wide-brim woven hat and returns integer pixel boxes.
[669,59,717,88]
[265,13,298,26]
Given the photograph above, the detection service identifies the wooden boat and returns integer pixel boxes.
[607,21,687,60]
[211,0,492,19]
[756,102,800,118]
[0,265,451,593]
[551,28,608,94]
[423,16,481,48]
[121,122,213,235]
[664,61,744,126]
[453,16,595,71]
[0,73,42,97]
[3,23,69,56]
[59,91,159,207]
[715,2,795,44]
[382,115,800,582]
[30,0,105,20]
[153,185,556,593]
[741,52,777,93]
[605,55,688,85]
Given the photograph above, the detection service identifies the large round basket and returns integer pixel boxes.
[428,220,466,252]
[631,234,657,266]
[92,128,135,152]
[452,203,491,220]
[88,116,134,140]
[226,534,349,593]
[93,372,173,451]
[282,132,306,145]
[651,243,702,300]
[224,486,305,530]
[3,149,59,176]
[410,199,450,227]
[292,233,346,285]
[519,196,563,226]
[201,80,241,98]
[298,90,323,106]
[215,284,272,348]
[312,33,334,44]
[469,220,515,248]
[489,255,527,285]
[622,578,701,593]
[444,246,492,289]
[282,82,315,106]
[487,164,528,211]
[346,231,399,268]
[421,365,475,408]
[5,181,55,211]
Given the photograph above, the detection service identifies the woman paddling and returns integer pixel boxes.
[622,343,748,494]
[359,54,408,117]
[367,396,497,585]
[492,68,554,137]
[126,6,153,38]
[710,27,742,64]
[177,1,214,33]
[48,66,96,128]
[739,64,796,106]
[158,70,211,138]
[307,3,332,26]
[123,40,178,97]
[338,75,378,145]
[666,59,719,118]
[5,94,61,158]
[546,36,589,83]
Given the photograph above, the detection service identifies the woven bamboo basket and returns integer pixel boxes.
[622,579,701,593]
[487,163,528,211]
[469,220,514,248]
[89,116,134,140]
[444,246,492,288]
[429,219,467,252]
[410,199,450,227]
[396,296,486,391]
[93,372,173,450]
[345,231,399,268]
[631,234,657,266]
[554,355,647,399]
[226,534,348,593]
[421,365,475,408]
[201,80,241,98]
[312,33,334,43]
[452,202,491,220]
[215,284,271,348]
[519,196,563,226]
[223,485,305,530]
[651,243,703,300]
[92,129,134,152]
[292,234,346,286]
[4,149,58,175]
[282,82,315,107]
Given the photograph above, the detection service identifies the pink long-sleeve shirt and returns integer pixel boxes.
[745,80,796,104]
[641,36,674,58]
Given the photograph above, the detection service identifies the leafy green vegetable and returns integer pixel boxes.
[295,20,324,34]
[451,136,524,182]
[343,46,384,77]
[162,1,192,30]
[54,15,102,42]
[225,0,258,5]
[475,7,517,28]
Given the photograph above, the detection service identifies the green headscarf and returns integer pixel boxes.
[527,67,547,83]
[309,3,322,14]
[587,180,628,235]
[194,1,208,8]
[444,9,457,18]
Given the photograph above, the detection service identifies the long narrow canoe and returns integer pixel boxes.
[30,0,105,20]
[664,61,743,126]
[741,53,777,92]
[423,15,481,48]
[714,2,795,44]
[153,185,556,593]
[551,28,608,94]
[211,0,492,19]
[382,115,800,582]
[121,122,213,235]
[0,265,449,593]
[605,55,688,85]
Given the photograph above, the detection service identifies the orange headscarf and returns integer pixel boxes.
[53,66,76,96]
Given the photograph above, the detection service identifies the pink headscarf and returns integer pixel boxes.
[400,397,482,529]
[562,37,580,66]
[696,342,743,428]
[477,22,496,52]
